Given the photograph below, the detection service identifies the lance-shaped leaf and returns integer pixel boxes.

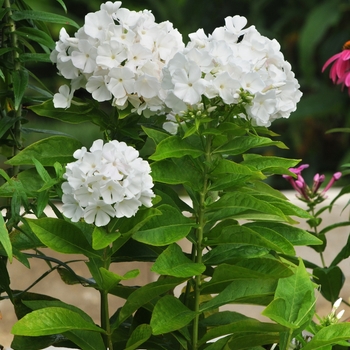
[26,218,102,258]
[5,136,82,166]
[92,226,121,250]
[262,258,316,329]
[0,213,12,262]
[200,279,277,312]
[205,192,290,223]
[115,276,186,327]
[301,323,350,350]
[151,243,206,277]
[125,324,152,350]
[143,126,174,145]
[201,260,293,294]
[151,158,203,191]
[12,307,105,336]
[206,224,295,255]
[15,27,55,49]
[149,135,204,160]
[11,10,79,28]
[132,205,195,246]
[245,222,322,246]
[13,68,29,110]
[213,135,288,155]
[150,295,196,335]
[98,267,139,291]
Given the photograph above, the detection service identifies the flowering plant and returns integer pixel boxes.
[1,1,350,350]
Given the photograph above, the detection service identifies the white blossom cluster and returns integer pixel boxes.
[162,15,302,128]
[51,1,184,116]
[61,139,155,227]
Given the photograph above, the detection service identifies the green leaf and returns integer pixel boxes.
[151,243,206,277]
[150,295,196,335]
[302,323,350,350]
[205,192,290,223]
[11,10,79,28]
[198,317,284,346]
[262,259,316,329]
[213,135,287,155]
[12,307,105,336]
[241,154,301,174]
[0,115,21,138]
[19,53,51,63]
[142,126,173,145]
[201,260,293,294]
[92,226,121,250]
[64,330,105,350]
[245,222,323,246]
[26,218,102,258]
[313,266,344,304]
[98,267,139,291]
[5,136,82,166]
[28,99,108,125]
[116,276,187,326]
[206,224,295,255]
[150,135,204,160]
[132,205,194,246]
[151,158,203,191]
[125,324,152,350]
[0,214,12,262]
[330,233,350,267]
[13,68,29,110]
[200,279,276,312]
[15,27,55,49]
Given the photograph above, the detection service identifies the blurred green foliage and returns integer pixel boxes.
[26,0,350,186]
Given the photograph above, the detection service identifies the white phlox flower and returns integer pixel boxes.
[52,1,185,116]
[62,139,155,226]
[162,15,302,130]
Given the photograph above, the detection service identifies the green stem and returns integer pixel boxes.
[192,135,212,350]
[309,206,326,268]
[100,249,113,350]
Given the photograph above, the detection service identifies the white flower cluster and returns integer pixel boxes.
[61,139,155,227]
[51,1,184,116]
[162,16,302,127]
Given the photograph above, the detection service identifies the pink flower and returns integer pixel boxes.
[322,41,350,94]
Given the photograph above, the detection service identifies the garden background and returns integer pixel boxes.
[5,0,349,188]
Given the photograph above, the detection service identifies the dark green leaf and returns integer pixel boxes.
[5,136,82,166]
[15,27,55,49]
[125,324,152,350]
[13,68,29,110]
[150,295,196,335]
[11,10,79,28]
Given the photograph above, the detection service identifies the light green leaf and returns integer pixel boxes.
[151,243,206,277]
[116,276,186,326]
[150,135,204,160]
[5,136,82,166]
[206,224,295,255]
[12,68,28,110]
[302,323,350,350]
[12,307,105,336]
[205,192,290,223]
[150,295,196,335]
[142,126,171,145]
[98,267,139,291]
[92,226,121,250]
[0,214,12,262]
[11,10,79,28]
[125,324,152,350]
[26,218,102,258]
[201,260,293,294]
[132,205,194,246]
[245,222,322,246]
[262,259,316,329]
[200,279,276,312]
[213,135,288,155]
